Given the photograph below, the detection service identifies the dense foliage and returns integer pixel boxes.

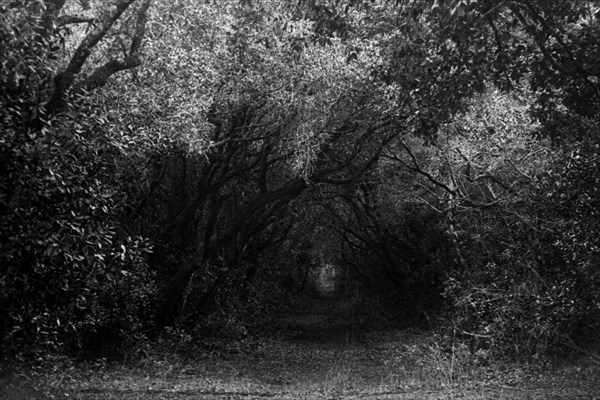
[1,0,599,362]
[0,0,156,358]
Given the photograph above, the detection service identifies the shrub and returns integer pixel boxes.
[0,105,157,359]
[444,135,600,361]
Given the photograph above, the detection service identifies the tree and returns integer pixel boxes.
[0,0,155,356]
[373,0,600,357]
[90,0,409,331]
[3,0,599,362]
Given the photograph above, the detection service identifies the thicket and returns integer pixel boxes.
[1,0,599,364]
[0,0,156,359]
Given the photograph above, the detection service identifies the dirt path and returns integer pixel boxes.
[4,295,600,399]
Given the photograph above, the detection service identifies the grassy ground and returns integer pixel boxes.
[2,295,599,400]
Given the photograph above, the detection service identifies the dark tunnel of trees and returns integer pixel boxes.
[1,0,600,363]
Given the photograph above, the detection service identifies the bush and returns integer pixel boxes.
[444,135,600,361]
[1,93,157,359]
[0,115,157,357]
[445,267,594,361]
[0,2,159,358]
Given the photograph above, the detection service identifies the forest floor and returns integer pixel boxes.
[3,294,600,400]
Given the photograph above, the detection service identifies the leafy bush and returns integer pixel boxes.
[0,111,157,357]
[444,133,600,361]
[0,0,158,359]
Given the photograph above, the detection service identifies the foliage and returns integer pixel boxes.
[358,0,600,360]
[436,91,599,360]
[2,0,600,365]
[539,133,600,345]
[0,0,156,357]
[0,104,157,357]
[106,0,408,333]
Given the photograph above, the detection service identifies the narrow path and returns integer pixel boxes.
[274,294,366,344]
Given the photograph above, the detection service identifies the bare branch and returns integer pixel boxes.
[508,159,534,181]
[83,0,152,91]
[83,58,141,91]
[130,0,151,55]
[384,140,458,197]
[57,15,96,26]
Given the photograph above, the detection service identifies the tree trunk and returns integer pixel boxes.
[153,258,200,333]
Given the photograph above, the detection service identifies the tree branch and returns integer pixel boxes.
[57,15,96,26]
[384,140,458,197]
[45,0,143,115]
[83,0,151,91]
[37,0,67,40]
